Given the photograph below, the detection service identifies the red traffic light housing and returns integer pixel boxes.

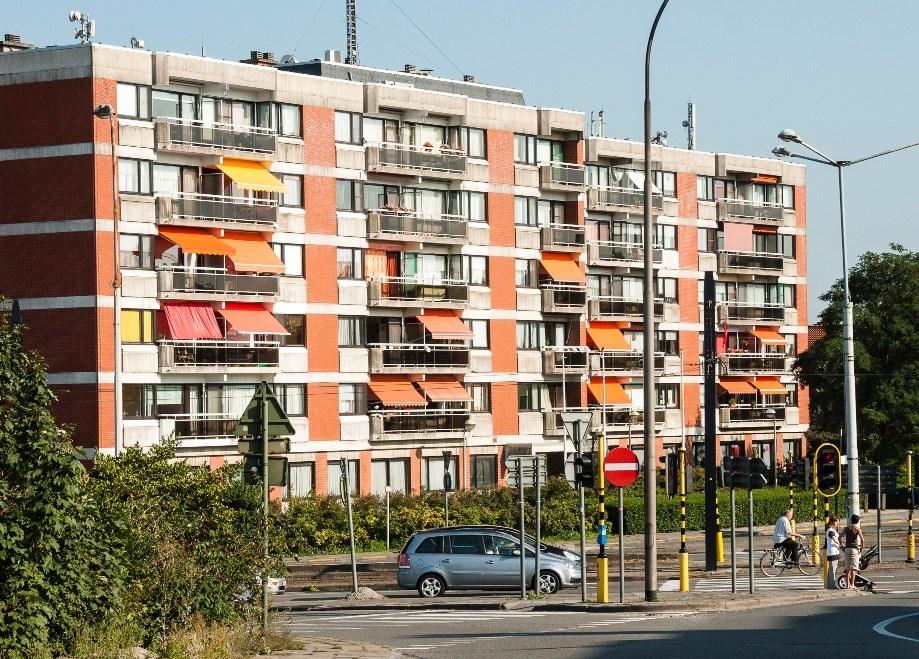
[814,443,841,496]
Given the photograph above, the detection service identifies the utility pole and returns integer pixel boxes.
[703,271,718,570]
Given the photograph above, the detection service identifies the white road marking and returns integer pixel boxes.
[872,611,919,644]
[693,575,823,592]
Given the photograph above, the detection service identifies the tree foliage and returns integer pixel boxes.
[795,244,919,461]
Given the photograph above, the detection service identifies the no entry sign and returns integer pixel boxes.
[604,447,640,487]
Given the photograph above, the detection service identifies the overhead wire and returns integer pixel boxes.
[387,0,464,76]
[291,0,330,57]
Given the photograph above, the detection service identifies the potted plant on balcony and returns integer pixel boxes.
[728,397,737,408]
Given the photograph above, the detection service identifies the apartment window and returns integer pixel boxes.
[338,316,366,347]
[116,82,150,120]
[468,191,487,222]
[371,459,409,495]
[516,321,543,350]
[119,234,153,269]
[655,330,679,356]
[786,383,799,407]
[464,255,488,286]
[272,243,304,277]
[121,309,155,343]
[422,455,458,491]
[336,179,362,211]
[280,175,303,207]
[289,463,314,497]
[464,319,489,348]
[277,103,302,137]
[783,333,797,356]
[123,384,155,419]
[515,196,537,225]
[518,383,542,411]
[151,89,197,120]
[783,284,796,307]
[656,278,678,303]
[339,384,367,415]
[336,247,364,280]
[471,455,498,489]
[696,176,716,201]
[119,158,151,194]
[335,111,362,144]
[657,383,680,409]
[780,184,795,209]
[653,171,676,197]
[466,383,491,412]
[276,314,305,346]
[466,128,486,158]
[152,163,180,195]
[515,258,538,287]
[698,227,717,253]
[537,200,565,225]
[536,139,564,163]
[514,133,536,164]
[654,224,677,249]
[276,384,306,416]
[328,459,360,495]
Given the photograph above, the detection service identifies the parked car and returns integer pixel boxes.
[397,526,581,598]
[445,525,582,563]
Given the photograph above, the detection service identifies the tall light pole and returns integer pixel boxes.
[642,0,670,604]
[765,407,777,486]
[773,130,919,519]
[94,103,122,457]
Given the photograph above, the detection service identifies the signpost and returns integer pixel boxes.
[724,456,768,595]
[562,411,593,603]
[604,447,640,604]
[859,463,897,563]
[340,457,358,594]
[505,454,547,599]
[442,450,453,526]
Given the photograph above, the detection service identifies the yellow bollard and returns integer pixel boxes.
[597,556,609,602]
[812,534,821,569]
[678,447,690,592]
[908,451,915,564]
[715,501,725,564]
[908,533,915,564]
[596,433,610,602]
[789,482,796,534]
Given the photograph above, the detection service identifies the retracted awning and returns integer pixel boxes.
[368,377,427,408]
[749,329,786,345]
[416,377,473,403]
[587,380,631,405]
[221,231,286,274]
[718,380,757,395]
[587,323,631,350]
[159,227,235,256]
[161,302,222,340]
[750,378,787,394]
[416,310,473,340]
[214,158,287,193]
[540,252,586,283]
[217,303,288,335]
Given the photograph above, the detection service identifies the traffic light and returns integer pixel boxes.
[574,453,595,489]
[793,457,811,489]
[814,443,841,496]
[661,452,679,497]
[749,457,769,490]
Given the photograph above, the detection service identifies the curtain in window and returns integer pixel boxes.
[371,461,388,496]
[289,464,313,497]
[389,460,407,493]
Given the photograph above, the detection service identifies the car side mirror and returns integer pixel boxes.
[512,549,521,556]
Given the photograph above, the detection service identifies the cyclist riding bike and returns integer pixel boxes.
[773,509,805,565]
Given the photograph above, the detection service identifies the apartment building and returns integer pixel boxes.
[0,43,809,496]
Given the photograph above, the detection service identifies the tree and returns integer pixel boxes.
[795,245,919,463]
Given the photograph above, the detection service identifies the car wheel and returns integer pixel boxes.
[417,574,446,598]
[536,571,561,595]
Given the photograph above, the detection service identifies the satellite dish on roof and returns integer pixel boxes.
[280,54,298,65]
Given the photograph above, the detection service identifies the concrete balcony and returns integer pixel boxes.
[717,251,784,276]
[157,340,279,373]
[367,209,467,245]
[590,407,666,432]
[159,414,239,441]
[722,353,788,375]
[367,277,469,309]
[716,198,784,225]
[721,302,785,325]
[157,267,279,302]
[587,240,662,268]
[366,142,467,180]
[541,284,587,314]
[369,409,471,441]
[156,193,278,231]
[719,405,787,428]
[154,118,276,156]
[587,186,663,214]
[541,223,585,252]
[542,348,589,375]
[588,296,664,321]
[539,162,586,192]
[589,350,665,376]
[368,343,470,374]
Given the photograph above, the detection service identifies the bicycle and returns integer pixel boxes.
[759,544,821,577]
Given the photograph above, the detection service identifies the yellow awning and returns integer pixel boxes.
[215,159,287,193]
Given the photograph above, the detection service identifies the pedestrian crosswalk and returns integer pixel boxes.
[692,574,823,592]
[287,609,579,632]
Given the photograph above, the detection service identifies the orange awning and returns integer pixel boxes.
[416,377,473,403]
[749,329,786,345]
[540,252,586,283]
[217,303,288,335]
[718,380,757,395]
[159,227,234,257]
[416,311,473,340]
[750,378,787,394]
[222,231,286,274]
[751,175,779,184]
[587,380,631,405]
[587,323,630,350]
[214,158,287,193]
[368,377,427,408]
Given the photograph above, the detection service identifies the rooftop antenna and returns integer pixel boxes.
[68,10,95,44]
[345,0,358,64]
[682,101,696,150]
[589,111,596,137]
[651,130,668,146]
[598,109,605,138]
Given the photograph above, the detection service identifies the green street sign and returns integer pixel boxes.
[234,381,295,439]
[238,438,291,456]
[244,455,289,487]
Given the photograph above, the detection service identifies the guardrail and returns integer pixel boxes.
[370,409,471,436]
[717,250,784,272]
[541,161,586,187]
[157,117,276,153]
[723,352,787,374]
[541,222,585,250]
[589,350,665,373]
[588,186,664,211]
[722,302,785,322]
[161,414,239,438]
[589,240,663,264]
[717,198,784,222]
[368,276,469,305]
[541,284,588,312]
[367,209,467,242]
[158,267,279,296]
[368,141,467,175]
[589,296,664,319]
[158,340,280,368]
[719,405,787,424]
[369,343,470,371]
[542,348,589,373]
[161,192,278,226]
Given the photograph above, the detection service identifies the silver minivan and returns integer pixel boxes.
[397,526,581,597]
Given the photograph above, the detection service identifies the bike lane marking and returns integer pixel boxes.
[872,611,919,644]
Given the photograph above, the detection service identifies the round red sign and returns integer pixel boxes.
[604,447,640,487]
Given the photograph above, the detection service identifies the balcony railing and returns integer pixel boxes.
[589,350,665,375]
[367,142,467,177]
[717,198,784,224]
[163,414,238,439]
[158,266,279,298]
[587,186,664,212]
[719,405,787,425]
[158,340,280,370]
[591,407,666,428]
[370,409,471,438]
[539,162,586,189]
[367,209,467,243]
[369,343,470,373]
[541,284,587,313]
[588,296,664,320]
[723,352,787,374]
[542,348,589,374]
[722,302,785,323]
[588,240,663,265]
[368,276,469,307]
[155,117,277,153]
[541,223,585,251]
[157,192,278,228]
[717,251,784,274]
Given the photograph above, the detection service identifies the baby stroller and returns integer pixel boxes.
[835,544,879,591]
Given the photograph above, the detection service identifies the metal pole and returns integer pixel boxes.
[518,458,526,599]
[579,479,587,603]
[730,487,736,593]
[877,464,882,564]
[703,271,718,570]
[386,487,391,552]
[596,433,608,603]
[642,0,670,603]
[109,113,123,458]
[535,456,542,595]
[619,486,625,604]
[444,488,449,526]
[908,451,915,563]
[678,446,689,592]
[748,487,754,595]
[261,384,269,635]
[342,464,358,594]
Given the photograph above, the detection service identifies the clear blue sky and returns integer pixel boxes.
[6,0,918,318]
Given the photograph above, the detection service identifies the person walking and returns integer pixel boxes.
[825,515,841,589]
[842,514,865,589]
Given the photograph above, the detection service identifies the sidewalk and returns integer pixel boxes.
[254,637,400,659]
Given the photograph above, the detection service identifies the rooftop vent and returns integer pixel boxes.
[1,33,35,52]
[404,63,417,74]
[463,74,475,82]
[325,49,343,63]
[240,50,278,66]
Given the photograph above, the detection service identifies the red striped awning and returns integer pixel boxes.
[161,302,223,340]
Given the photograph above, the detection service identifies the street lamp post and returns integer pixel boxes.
[773,130,919,519]
[463,420,476,490]
[765,407,777,486]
